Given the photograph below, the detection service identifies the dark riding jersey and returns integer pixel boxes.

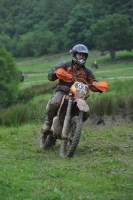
[48,60,100,94]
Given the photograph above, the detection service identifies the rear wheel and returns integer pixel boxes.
[60,111,83,157]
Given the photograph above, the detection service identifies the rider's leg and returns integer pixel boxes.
[40,91,64,149]
[41,91,64,134]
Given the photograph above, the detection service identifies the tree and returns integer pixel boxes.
[92,14,133,60]
[91,0,133,25]
[45,0,78,32]
[15,31,58,57]
[0,33,12,52]
[0,0,133,57]
[33,31,58,56]
[0,48,19,108]
[16,32,35,57]
[65,3,93,49]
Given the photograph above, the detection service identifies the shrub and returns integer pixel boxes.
[0,102,46,127]
[89,94,117,117]
[18,83,54,103]
[0,48,19,108]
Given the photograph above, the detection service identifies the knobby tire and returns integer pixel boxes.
[60,111,83,157]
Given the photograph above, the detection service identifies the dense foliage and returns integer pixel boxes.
[0,48,19,108]
[92,13,133,59]
[0,0,133,58]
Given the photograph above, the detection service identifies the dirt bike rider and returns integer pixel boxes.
[40,44,108,148]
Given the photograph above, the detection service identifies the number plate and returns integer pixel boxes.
[70,82,89,98]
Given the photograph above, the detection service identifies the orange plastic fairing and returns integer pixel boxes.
[56,68,72,81]
[92,81,108,91]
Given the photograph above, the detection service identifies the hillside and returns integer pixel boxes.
[0,50,133,199]
[0,0,133,57]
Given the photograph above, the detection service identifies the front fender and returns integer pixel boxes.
[77,99,90,112]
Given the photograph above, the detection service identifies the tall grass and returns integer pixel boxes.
[89,93,117,117]
[0,82,56,126]
[0,103,46,127]
[18,82,55,103]
[89,79,133,119]
[0,79,133,127]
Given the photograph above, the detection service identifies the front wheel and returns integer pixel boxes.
[60,111,83,158]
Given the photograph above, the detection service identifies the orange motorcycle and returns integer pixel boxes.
[42,78,108,158]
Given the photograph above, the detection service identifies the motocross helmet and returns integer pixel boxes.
[71,44,89,66]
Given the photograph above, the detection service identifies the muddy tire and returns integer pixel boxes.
[60,111,83,157]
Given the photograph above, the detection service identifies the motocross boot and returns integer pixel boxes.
[40,133,46,149]
[40,116,52,149]
[41,116,52,134]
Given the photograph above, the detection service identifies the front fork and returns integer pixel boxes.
[61,99,73,139]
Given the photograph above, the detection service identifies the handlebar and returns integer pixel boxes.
[72,77,88,85]
[72,77,92,87]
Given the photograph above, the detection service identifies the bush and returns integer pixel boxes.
[18,83,54,103]
[0,48,19,108]
[0,102,46,127]
[89,94,117,117]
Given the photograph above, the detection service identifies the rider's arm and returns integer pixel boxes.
[48,61,72,82]
[48,61,67,81]
[56,68,72,81]
[86,67,108,92]
[85,67,101,92]
[86,67,97,83]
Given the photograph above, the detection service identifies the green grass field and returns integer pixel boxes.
[0,120,133,200]
[18,50,133,89]
[0,50,133,199]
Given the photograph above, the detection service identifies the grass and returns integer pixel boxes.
[0,79,132,127]
[0,120,133,200]
[1,50,133,126]
[93,63,133,79]
[1,50,133,199]
[17,50,133,90]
